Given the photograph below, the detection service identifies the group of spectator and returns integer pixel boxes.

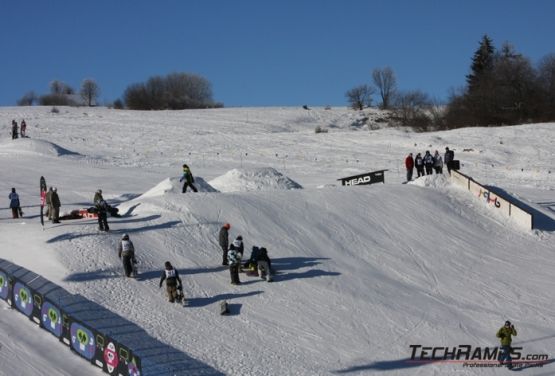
[11,119,27,139]
[405,147,455,182]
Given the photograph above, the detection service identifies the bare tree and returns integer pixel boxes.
[345,84,375,110]
[372,67,397,109]
[80,79,100,106]
[17,91,37,106]
[393,90,433,130]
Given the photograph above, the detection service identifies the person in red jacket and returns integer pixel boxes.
[405,153,414,182]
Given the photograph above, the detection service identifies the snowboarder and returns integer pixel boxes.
[179,164,198,193]
[118,234,137,277]
[415,153,424,177]
[445,147,455,175]
[256,247,273,282]
[11,120,18,140]
[96,199,110,231]
[230,236,244,258]
[228,246,242,285]
[219,223,230,265]
[433,150,443,174]
[405,153,414,182]
[45,187,53,219]
[51,188,61,223]
[423,150,434,175]
[9,188,22,219]
[496,320,517,369]
[159,261,183,303]
[20,120,27,137]
[93,189,104,205]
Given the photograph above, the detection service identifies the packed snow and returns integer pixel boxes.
[0,106,554,376]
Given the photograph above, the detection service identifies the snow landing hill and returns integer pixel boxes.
[0,106,554,376]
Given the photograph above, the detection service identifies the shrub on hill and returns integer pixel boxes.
[124,72,222,110]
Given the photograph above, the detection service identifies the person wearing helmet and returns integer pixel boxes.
[118,234,137,277]
[496,320,517,369]
[218,223,231,265]
[229,236,244,258]
[179,164,198,193]
[228,245,242,285]
[159,261,183,303]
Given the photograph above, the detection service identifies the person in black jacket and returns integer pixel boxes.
[51,188,61,223]
[218,223,231,265]
[257,247,273,282]
[96,199,110,231]
[159,261,183,303]
[118,234,137,277]
[444,147,455,175]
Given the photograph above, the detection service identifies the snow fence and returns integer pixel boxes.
[450,170,534,230]
[0,259,142,375]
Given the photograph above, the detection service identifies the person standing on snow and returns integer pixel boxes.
[51,187,61,223]
[433,150,443,174]
[496,320,517,369]
[20,120,27,137]
[219,223,231,265]
[179,164,198,193]
[415,153,424,178]
[118,234,137,277]
[229,235,244,258]
[159,261,183,303]
[96,199,110,231]
[93,189,104,205]
[444,147,455,175]
[405,153,414,182]
[228,246,242,285]
[11,120,18,140]
[423,150,434,175]
[9,188,22,218]
[46,187,54,220]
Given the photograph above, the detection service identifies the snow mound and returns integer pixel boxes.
[209,167,303,192]
[139,177,218,198]
[410,173,451,189]
[0,138,80,157]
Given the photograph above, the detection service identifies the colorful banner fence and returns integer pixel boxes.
[0,259,141,376]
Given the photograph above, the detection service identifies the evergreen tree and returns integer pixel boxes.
[466,35,495,92]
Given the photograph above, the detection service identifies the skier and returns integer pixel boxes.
[444,147,455,175]
[159,261,183,303]
[9,188,22,219]
[51,188,61,223]
[179,164,198,193]
[218,223,231,265]
[20,120,27,137]
[433,150,443,174]
[496,320,517,369]
[423,150,434,175]
[415,153,424,177]
[405,153,414,182]
[96,199,110,231]
[117,234,137,277]
[228,246,241,285]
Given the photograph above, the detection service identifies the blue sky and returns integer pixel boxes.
[1,0,554,107]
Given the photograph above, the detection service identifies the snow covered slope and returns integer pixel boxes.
[0,106,554,375]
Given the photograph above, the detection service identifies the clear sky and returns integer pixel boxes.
[1,0,554,107]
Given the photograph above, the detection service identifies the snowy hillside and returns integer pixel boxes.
[0,106,554,376]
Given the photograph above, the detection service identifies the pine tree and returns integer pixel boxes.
[466,35,495,92]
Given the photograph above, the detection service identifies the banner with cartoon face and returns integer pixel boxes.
[41,301,63,337]
[70,322,96,360]
[0,271,9,301]
[13,282,34,317]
